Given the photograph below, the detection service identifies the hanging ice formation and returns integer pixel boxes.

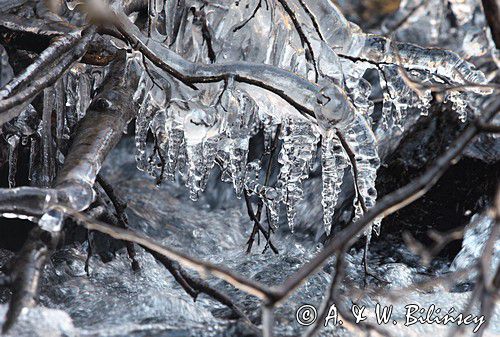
[277,117,319,232]
[320,130,348,236]
[126,0,491,238]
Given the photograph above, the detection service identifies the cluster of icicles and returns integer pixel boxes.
[127,0,495,238]
[133,71,378,236]
[130,56,489,237]
[3,64,104,189]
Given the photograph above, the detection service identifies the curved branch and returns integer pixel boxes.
[111,9,354,120]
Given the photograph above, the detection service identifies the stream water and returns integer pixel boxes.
[1,137,498,337]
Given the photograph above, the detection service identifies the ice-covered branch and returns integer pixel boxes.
[280,0,487,86]
[0,27,96,125]
[1,51,141,332]
[0,51,137,217]
[111,9,349,120]
[0,28,86,100]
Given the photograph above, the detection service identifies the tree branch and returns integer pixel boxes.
[110,9,354,120]
[0,27,96,126]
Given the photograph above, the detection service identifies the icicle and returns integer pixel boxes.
[201,135,220,189]
[228,137,249,197]
[311,82,384,236]
[149,109,168,183]
[64,73,79,131]
[41,87,55,187]
[321,130,349,236]
[29,130,42,185]
[278,118,319,232]
[220,82,256,197]
[185,141,204,201]
[244,161,282,229]
[54,79,66,166]
[341,113,382,235]
[135,77,170,176]
[165,126,185,181]
[135,99,155,172]
[183,106,218,201]
[259,112,276,153]
[184,134,219,200]
[76,72,92,121]
[6,134,20,188]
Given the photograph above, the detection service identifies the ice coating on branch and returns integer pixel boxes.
[64,66,93,131]
[379,65,433,130]
[313,83,381,236]
[39,209,64,233]
[135,94,157,172]
[126,0,494,237]
[278,117,319,232]
[76,72,92,121]
[321,131,348,236]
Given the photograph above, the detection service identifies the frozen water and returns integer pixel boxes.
[1,138,498,337]
[0,305,77,337]
[127,0,492,236]
[1,0,498,336]
[277,118,319,232]
[320,131,348,235]
[450,213,500,282]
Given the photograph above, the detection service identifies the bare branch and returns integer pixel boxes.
[68,210,279,301]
